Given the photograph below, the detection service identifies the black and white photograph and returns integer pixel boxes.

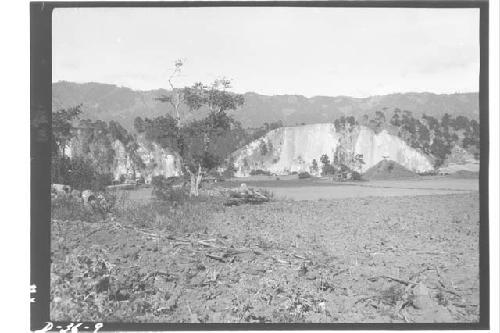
[25,0,497,330]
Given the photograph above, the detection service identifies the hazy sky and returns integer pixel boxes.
[53,7,479,98]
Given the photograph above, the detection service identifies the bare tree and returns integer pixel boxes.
[156,59,185,127]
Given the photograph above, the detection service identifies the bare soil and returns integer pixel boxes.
[51,191,480,323]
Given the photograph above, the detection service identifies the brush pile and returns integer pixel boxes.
[224,184,271,206]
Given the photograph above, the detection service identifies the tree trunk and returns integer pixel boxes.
[188,170,196,198]
[187,164,203,197]
[195,164,203,196]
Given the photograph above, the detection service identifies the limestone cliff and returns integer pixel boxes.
[232,123,434,176]
[66,134,182,182]
[135,137,182,182]
[354,127,434,173]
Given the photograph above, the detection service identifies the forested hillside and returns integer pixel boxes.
[53,81,479,130]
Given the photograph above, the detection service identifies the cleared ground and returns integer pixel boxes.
[125,176,479,201]
[50,176,480,323]
[258,178,478,200]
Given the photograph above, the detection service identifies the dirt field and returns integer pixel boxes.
[122,176,478,201]
[260,178,478,200]
[51,185,480,323]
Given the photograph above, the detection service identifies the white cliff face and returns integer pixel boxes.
[136,139,182,182]
[65,135,182,182]
[107,139,183,182]
[354,127,434,173]
[112,140,134,180]
[233,123,342,176]
[232,124,434,176]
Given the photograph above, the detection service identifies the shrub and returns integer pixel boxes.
[298,171,311,179]
[51,196,101,223]
[256,188,274,201]
[151,175,188,202]
[89,191,117,220]
[249,169,271,176]
[52,156,113,192]
[351,171,362,180]
[90,173,114,192]
[321,164,336,176]
[222,168,235,179]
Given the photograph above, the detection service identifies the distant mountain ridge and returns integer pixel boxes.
[52,81,479,130]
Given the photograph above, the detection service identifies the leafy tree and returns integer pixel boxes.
[109,120,132,144]
[422,113,439,130]
[441,113,452,129]
[320,154,330,166]
[134,116,146,133]
[223,157,237,178]
[373,110,386,131]
[143,115,180,151]
[430,137,451,167]
[334,115,356,132]
[259,140,268,156]
[417,122,431,152]
[155,65,245,196]
[52,105,82,156]
[310,159,319,174]
[390,108,402,127]
[320,154,335,176]
[183,78,245,115]
[452,115,470,131]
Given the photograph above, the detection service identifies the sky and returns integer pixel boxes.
[52,7,480,98]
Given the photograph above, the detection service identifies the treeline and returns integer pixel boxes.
[388,109,479,167]
[332,109,480,168]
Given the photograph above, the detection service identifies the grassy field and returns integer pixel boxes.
[50,176,480,323]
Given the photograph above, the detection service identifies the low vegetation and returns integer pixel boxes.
[51,192,480,323]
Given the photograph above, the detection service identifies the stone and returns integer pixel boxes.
[231,124,434,176]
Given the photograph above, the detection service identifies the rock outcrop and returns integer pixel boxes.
[232,123,434,176]
[354,127,434,173]
[66,134,182,183]
[135,137,182,182]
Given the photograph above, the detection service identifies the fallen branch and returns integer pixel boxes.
[274,257,289,265]
[331,269,349,278]
[369,275,418,286]
[293,254,307,260]
[206,254,225,262]
[432,265,462,298]
[197,240,221,248]
[111,222,159,238]
[354,296,373,305]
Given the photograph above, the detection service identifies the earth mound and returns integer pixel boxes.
[363,159,418,180]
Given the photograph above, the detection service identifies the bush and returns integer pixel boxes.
[90,191,117,220]
[256,188,274,200]
[90,173,114,192]
[222,168,235,178]
[249,169,271,176]
[51,196,101,223]
[321,164,336,176]
[351,171,362,180]
[151,175,188,202]
[298,171,311,179]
